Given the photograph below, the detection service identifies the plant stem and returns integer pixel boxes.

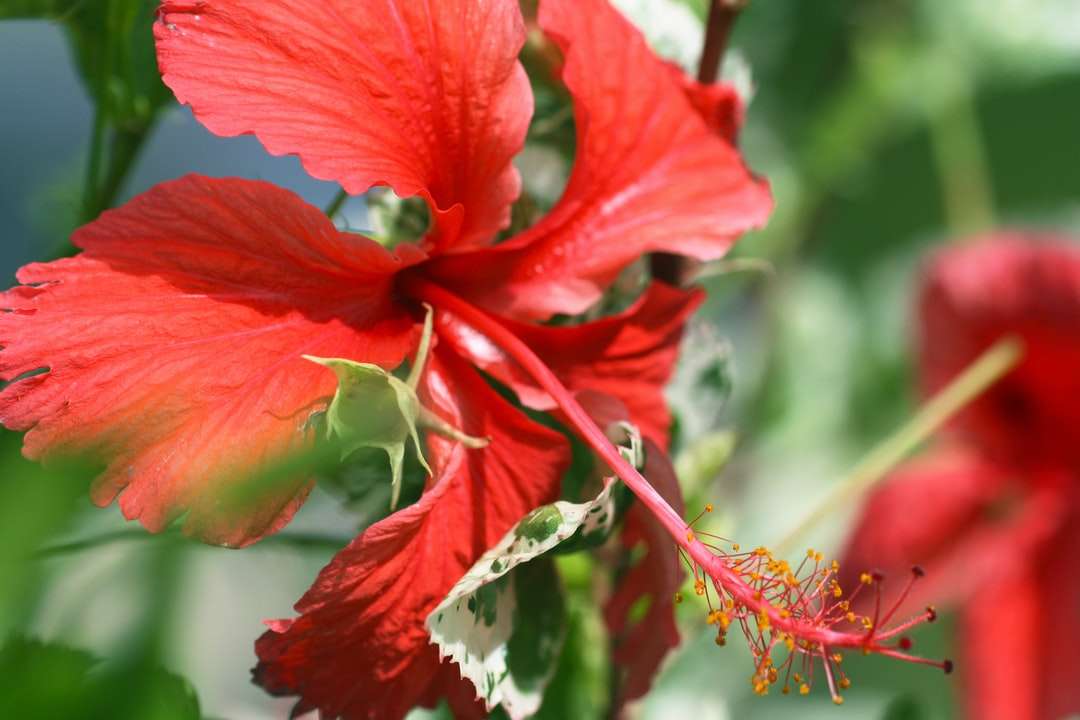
[698,0,746,84]
[36,528,351,558]
[775,335,1023,555]
[325,187,349,219]
[927,69,995,238]
[81,107,107,223]
[97,126,153,215]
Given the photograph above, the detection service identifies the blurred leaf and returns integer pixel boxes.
[922,0,1080,73]
[675,430,736,491]
[0,433,96,636]
[67,0,170,130]
[1,0,171,129]
[613,0,704,71]
[0,636,201,720]
[533,608,608,720]
[883,694,929,720]
[0,0,81,18]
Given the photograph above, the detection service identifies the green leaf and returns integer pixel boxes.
[305,356,430,509]
[426,483,617,719]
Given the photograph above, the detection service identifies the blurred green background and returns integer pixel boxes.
[1,0,1078,718]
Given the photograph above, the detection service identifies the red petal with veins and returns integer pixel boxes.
[253,347,569,720]
[605,438,685,706]
[920,234,1080,471]
[430,0,771,319]
[0,175,416,547]
[155,0,532,251]
[435,282,703,447]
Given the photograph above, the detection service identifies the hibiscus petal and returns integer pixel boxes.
[0,175,416,547]
[841,449,1065,612]
[435,282,704,446]
[604,438,685,706]
[1036,512,1080,720]
[959,571,1040,720]
[155,0,532,251]
[430,0,771,319]
[839,448,1004,601]
[919,234,1080,470]
[673,67,744,144]
[253,347,569,720]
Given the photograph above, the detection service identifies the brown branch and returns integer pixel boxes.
[698,0,747,83]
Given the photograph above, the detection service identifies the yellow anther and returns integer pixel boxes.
[779,609,791,619]
[814,552,824,562]
[782,685,791,695]
[768,668,778,683]
[839,677,851,689]
[694,580,706,596]
[832,653,843,664]
[705,503,713,512]
[686,530,696,543]
[861,617,874,631]
[784,635,795,651]
[832,584,843,598]
[839,600,850,611]
[724,598,735,610]
[717,611,731,630]
[807,549,816,559]
[831,560,840,572]
[799,683,810,696]
[860,572,873,585]
[732,543,740,552]
[793,673,802,683]
[715,633,727,646]
[846,611,857,623]
[833,696,844,706]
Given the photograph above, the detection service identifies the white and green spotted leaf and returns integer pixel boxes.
[426,483,617,718]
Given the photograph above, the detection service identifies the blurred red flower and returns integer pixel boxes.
[841,234,1080,720]
[0,0,769,716]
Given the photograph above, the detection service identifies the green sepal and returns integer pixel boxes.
[304,356,430,509]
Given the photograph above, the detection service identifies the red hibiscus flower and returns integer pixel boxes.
[841,234,1080,720]
[1,0,772,716]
